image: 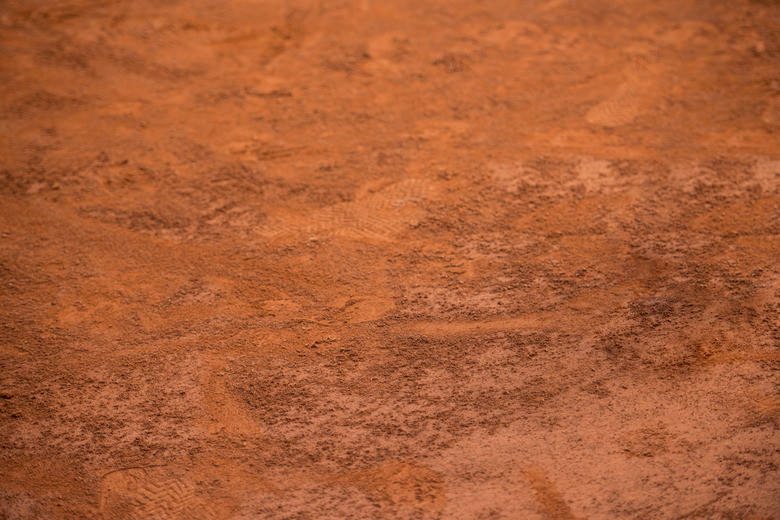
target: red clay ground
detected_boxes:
[1,0,779,518]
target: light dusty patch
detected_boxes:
[570,157,619,192]
[413,120,471,140]
[472,20,545,49]
[751,157,780,193]
[261,178,434,241]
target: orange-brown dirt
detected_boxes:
[1,0,779,518]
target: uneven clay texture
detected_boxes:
[1,0,779,518]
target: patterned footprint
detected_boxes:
[586,61,657,127]
[261,178,433,241]
[761,99,780,126]
[100,466,234,520]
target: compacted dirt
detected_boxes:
[1,0,779,518]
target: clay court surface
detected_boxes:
[1,0,779,518]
